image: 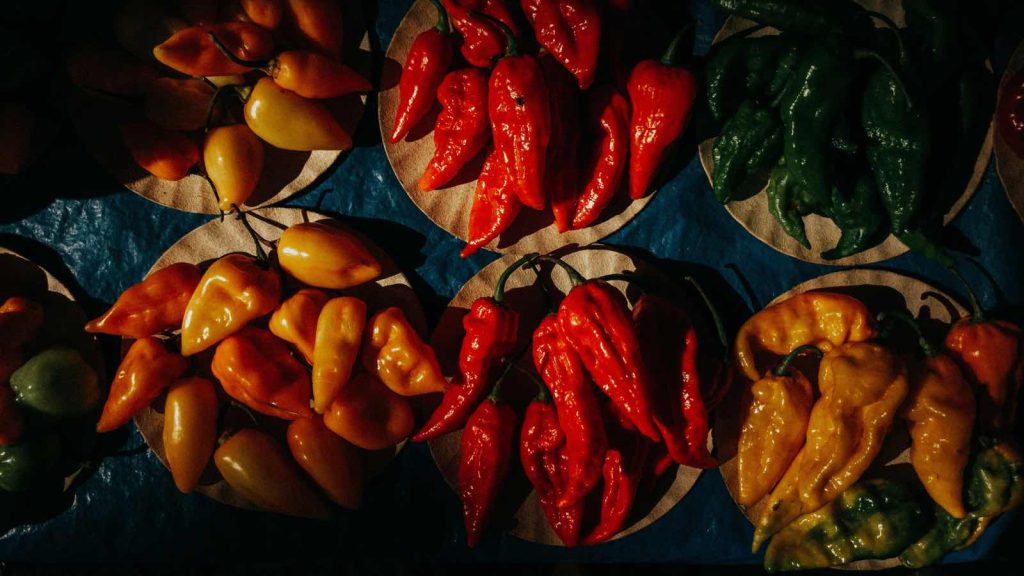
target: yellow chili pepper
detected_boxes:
[268,289,329,364]
[243,77,352,151]
[204,124,265,213]
[312,296,366,414]
[287,416,365,509]
[277,221,381,289]
[737,345,818,507]
[734,292,877,382]
[362,307,447,397]
[753,342,909,551]
[324,373,414,450]
[163,376,219,494]
[97,337,190,432]
[180,253,282,357]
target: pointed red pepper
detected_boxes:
[539,54,581,233]
[581,410,648,545]
[443,0,519,68]
[461,147,522,257]
[391,0,455,143]
[419,68,491,191]
[521,0,602,89]
[572,85,630,230]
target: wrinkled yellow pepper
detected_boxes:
[362,307,447,397]
[269,288,329,364]
[312,296,367,414]
[277,222,382,290]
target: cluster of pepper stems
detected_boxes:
[66,0,372,213]
[392,0,697,257]
[413,252,729,547]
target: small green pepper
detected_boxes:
[706,35,800,124]
[0,432,60,492]
[821,173,890,260]
[9,347,100,420]
[765,158,809,249]
[711,100,783,203]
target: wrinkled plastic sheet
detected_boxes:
[1,0,1022,565]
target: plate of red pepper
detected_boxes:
[379,0,697,258]
[67,0,371,215]
[84,207,437,518]
[995,41,1024,223]
[420,247,729,547]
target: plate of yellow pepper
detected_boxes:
[714,268,1024,570]
[84,207,437,518]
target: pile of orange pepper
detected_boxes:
[86,215,445,518]
[66,0,371,212]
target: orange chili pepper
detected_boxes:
[241,0,283,29]
[211,327,313,420]
[154,22,274,77]
[323,373,414,450]
[283,0,344,59]
[362,307,447,396]
[243,78,352,151]
[287,416,365,509]
[96,337,190,433]
[86,263,202,339]
[163,376,219,493]
[203,124,265,213]
[269,289,330,365]
[312,297,366,413]
[120,123,200,181]
[144,78,214,132]
[277,221,381,289]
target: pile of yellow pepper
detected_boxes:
[84,216,447,518]
[731,289,1024,571]
[66,0,371,212]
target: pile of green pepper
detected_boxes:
[707,0,996,261]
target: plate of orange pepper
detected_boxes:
[67,0,372,215]
[83,207,439,518]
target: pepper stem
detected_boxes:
[429,0,450,34]
[511,362,549,403]
[683,276,730,353]
[208,32,271,69]
[493,252,539,304]
[878,310,937,357]
[534,255,586,287]
[487,361,516,403]
[864,11,906,63]
[772,344,822,377]
[947,265,986,323]
[236,210,269,264]
[472,10,518,57]
[597,271,651,292]
[659,22,694,67]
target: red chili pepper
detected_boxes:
[461,147,522,257]
[519,378,584,547]
[547,257,660,442]
[488,20,552,211]
[532,314,607,509]
[572,85,630,230]
[626,31,696,199]
[391,0,455,143]
[443,0,518,68]
[412,253,534,441]
[521,0,601,89]
[458,382,517,548]
[419,68,491,191]
[581,425,647,545]
[998,72,1024,159]
[539,54,581,233]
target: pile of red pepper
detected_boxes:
[391,0,697,257]
[415,252,728,547]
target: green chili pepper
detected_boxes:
[765,158,809,249]
[708,0,874,39]
[899,507,978,569]
[764,478,929,572]
[706,35,800,124]
[0,432,60,492]
[9,347,101,420]
[711,100,783,203]
[821,173,889,260]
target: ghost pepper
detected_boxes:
[539,54,581,233]
[572,85,630,230]
[211,327,313,420]
[96,337,190,432]
[391,0,455,143]
[419,68,490,191]
[459,381,516,547]
[521,0,601,89]
[362,307,447,397]
[460,147,521,258]
[443,0,518,68]
[312,296,366,414]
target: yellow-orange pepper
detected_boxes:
[283,0,344,59]
[734,292,876,382]
[163,376,219,493]
[271,51,372,99]
[324,373,414,450]
[269,289,330,364]
[121,123,199,181]
[736,345,817,507]
[144,78,214,132]
[241,0,284,29]
[312,296,366,413]
[277,221,381,289]
[86,263,202,339]
[287,416,365,509]
[204,124,265,213]
[180,253,281,356]
[362,307,447,397]
[211,327,313,420]
[753,342,908,551]
[243,78,352,151]
[154,22,274,77]
[97,337,190,433]
[215,428,330,519]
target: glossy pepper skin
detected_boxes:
[86,265,201,340]
[269,289,330,365]
[204,124,265,213]
[10,348,100,420]
[733,291,876,382]
[180,253,282,357]
[97,338,189,432]
[753,342,909,551]
[460,147,521,258]
[287,416,365,509]
[120,123,199,181]
[163,377,219,494]
[488,32,552,211]
[413,254,528,441]
[521,0,601,89]
[821,173,889,260]
[269,51,371,99]
[283,0,344,59]
[277,222,381,290]
[324,373,414,450]
[539,55,581,233]
[443,0,517,68]
[312,296,366,414]
[626,34,697,200]
[458,387,516,548]
[211,327,313,420]
[572,86,630,230]
[532,314,606,508]
[391,0,454,143]
[582,424,647,545]
[154,22,274,76]
[244,78,352,151]
[711,100,783,204]
[764,158,811,249]
[215,428,330,519]
[705,34,801,125]
[764,479,928,572]
[419,68,490,191]
[362,307,446,397]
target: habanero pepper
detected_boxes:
[460,147,521,258]
[391,0,455,143]
[539,54,581,234]
[413,253,531,441]
[312,296,367,414]
[86,263,202,339]
[282,0,345,59]
[269,289,330,365]
[626,31,697,200]
[277,221,382,290]
[362,307,447,397]
[572,86,629,230]
[521,0,601,89]
[211,326,313,420]
[97,337,190,432]
[419,68,491,192]
[324,373,415,450]
[163,376,219,494]
[204,123,265,213]
[444,0,518,68]
[287,416,365,509]
[120,123,200,182]
[153,22,274,77]
[242,78,353,151]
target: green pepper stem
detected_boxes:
[472,10,518,58]
[236,210,269,264]
[683,275,730,353]
[429,0,450,34]
[948,265,986,323]
[772,344,822,377]
[534,255,586,287]
[864,11,906,63]
[660,22,694,67]
[597,271,650,292]
[208,32,272,70]
[878,310,937,357]
[493,252,539,304]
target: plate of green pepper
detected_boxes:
[699,0,995,265]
